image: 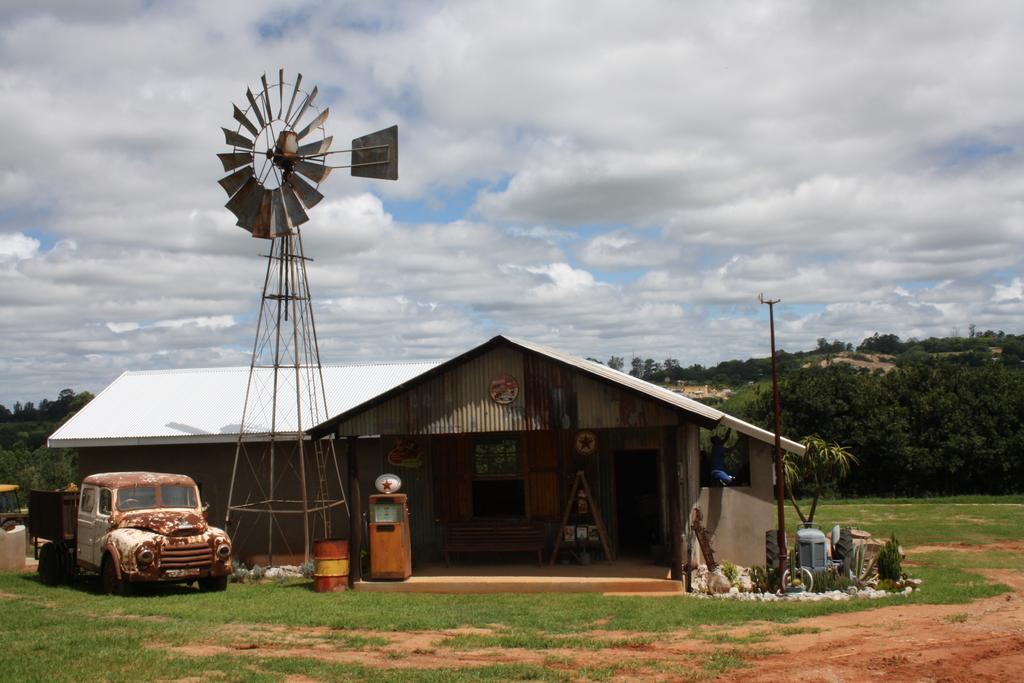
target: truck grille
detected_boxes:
[161,542,213,569]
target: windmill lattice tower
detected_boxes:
[215,70,398,563]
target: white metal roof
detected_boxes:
[48,361,442,448]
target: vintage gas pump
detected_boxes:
[368,474,412,580]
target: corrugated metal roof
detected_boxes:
[506,337,805,454]
[48,361,442,448]
[308,335,805,454]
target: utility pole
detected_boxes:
[759,293,788,578]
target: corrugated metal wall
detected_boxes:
[336,347,682,437]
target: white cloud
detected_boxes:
[1,1,1023,404]
[993,278,1024,302]
[0,233,40,260]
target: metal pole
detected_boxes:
[760,293,788,578]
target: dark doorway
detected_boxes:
[614,450,659,554]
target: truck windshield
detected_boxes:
[117,487,157,510]
[116,485,197,511]
[162,485,197,508]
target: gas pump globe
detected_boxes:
[368,474,412,580]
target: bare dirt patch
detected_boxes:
[717,567,1024,683]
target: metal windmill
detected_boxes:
[217,70,397,563]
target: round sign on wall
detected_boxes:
[574,430,598,456]
[489,374,520,404]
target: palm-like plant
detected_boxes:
[785,435,858,524]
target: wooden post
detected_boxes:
[346,435,362,587]
[667,426,683,582]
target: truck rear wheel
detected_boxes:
[101,555,132,596]
[38,542,64,586]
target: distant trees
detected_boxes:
[607,356,624,371]
[739,359,1024,496]
[0,389,92,494]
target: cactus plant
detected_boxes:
[877,533,902,582]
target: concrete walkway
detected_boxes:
[355,556,682,594]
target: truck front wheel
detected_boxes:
[198,575,228,592]
[101,555,132,596]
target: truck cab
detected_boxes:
[33,472,232,594]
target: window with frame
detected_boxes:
[98,489,112,515]
[471,437,525,517]
[80,487,96,515]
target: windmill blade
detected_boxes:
[222,128,253,150]
[246,88,266,129]
[284,73,302,123]
[224,177,263,230]
[289,85,318,129]
[217,152,253,172]
[295,108,329,142]
[251,190,274,239]
[233,104,260,137]
[278,68,284,116]
[218,166,254,199]
[293,159,332,184]
[269,189,291,237]
[297,136,332,158]
[280,182,309,227]
[260,73,274,123]
[285,173,324,209]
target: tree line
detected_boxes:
[600,330,1022,386]
[737,358,1024,497]
[0,389,92,495]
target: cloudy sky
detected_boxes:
[1,1,1022,406]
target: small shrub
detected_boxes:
[811,569,853,593]
[721,560,739,585]
[877,534,902,581]
[300,560,315,579]
[250,564,265,581]
[749,565,782,593]
[876,579,900,592]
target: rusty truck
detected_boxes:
[30,472,233,595]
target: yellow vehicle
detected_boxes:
[0,485,27,528]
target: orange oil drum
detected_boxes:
[312,538,349,592]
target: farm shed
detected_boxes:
[309,335,805,576]
[48,362,440,562]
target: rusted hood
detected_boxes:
[115,510,208,536]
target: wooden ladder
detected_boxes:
[549,470,615,565]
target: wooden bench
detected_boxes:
[442,520,546,566]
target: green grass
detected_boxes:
[810,495,1024,546]
[1,495,1021,681]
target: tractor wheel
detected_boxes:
[38,543,63,586]
[198,575,228,592]
[834,528,855,576]
[101,555,132,596]
[765,530,780,569]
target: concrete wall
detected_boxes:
[695,438,775,568]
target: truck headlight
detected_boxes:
[137,547,155,566]
[216,543,231,561]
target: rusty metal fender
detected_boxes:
[103,542,124,580]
